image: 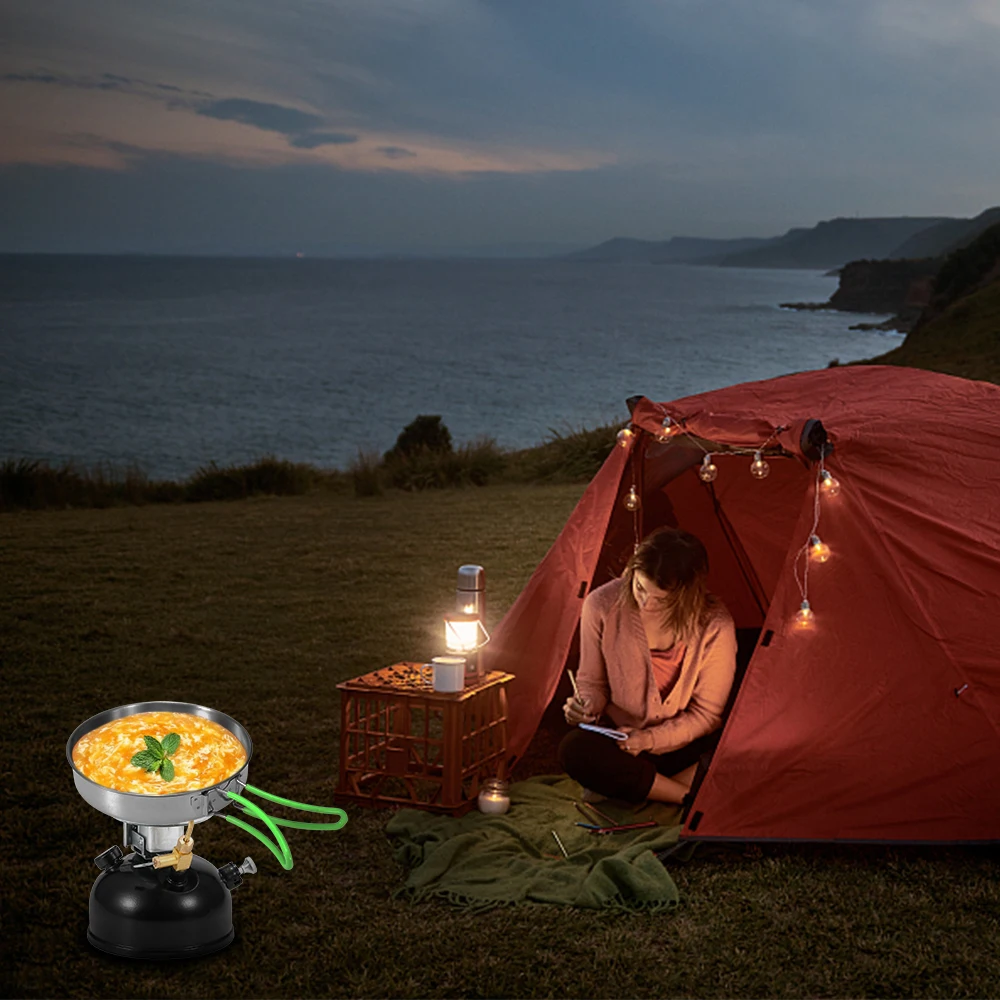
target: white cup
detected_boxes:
[429,655,466,692]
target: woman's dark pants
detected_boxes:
[558,727,720,803]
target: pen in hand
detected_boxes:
[564,669,593,724]
[567,669,581,702]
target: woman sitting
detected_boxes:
[559,526,737,805]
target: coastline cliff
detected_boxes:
[858,221,1000,382]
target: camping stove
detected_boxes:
[67,701,256,960]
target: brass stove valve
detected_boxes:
[152,819,195,870]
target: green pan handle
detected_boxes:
[223,784,348,870]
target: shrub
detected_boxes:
[383,438,506,491]
[0,458,168,510]
[507,423,619,483]
[350,450,385,497]
[384,415,453,460]
[184,457,317,503]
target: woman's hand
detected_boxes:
[618,726,655,756]
[563,695,597,725]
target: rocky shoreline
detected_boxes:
[781,257,942,333]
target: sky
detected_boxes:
[1,0,998,256]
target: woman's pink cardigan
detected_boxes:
[576,579,737,754]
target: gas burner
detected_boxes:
[68,701,255,960]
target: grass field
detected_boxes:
[3,485,998,999]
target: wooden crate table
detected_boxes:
[335,661,514,815]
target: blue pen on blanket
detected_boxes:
[589,820,658,835]
[575,821,599,830]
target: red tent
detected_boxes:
[485,366,1000,843]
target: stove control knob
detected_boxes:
[94,846,125,871]
[217,861,243,891]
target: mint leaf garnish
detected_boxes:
[130,733,182,780]
[130,750,161,771]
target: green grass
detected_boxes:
[2,486,998,999]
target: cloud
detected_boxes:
[2,71,61,85]
[0,69,212,99]
[194,97,325,135]
[194,99,375,153]
[377,146,417,160]
[288,132,358,149]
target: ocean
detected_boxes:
[0,254,902,479]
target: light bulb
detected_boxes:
[809,535,831,563]
[656,416,677,443]
[624,485,639,511]
[698,455,718,482]
[616,427,635,449]
[820,470,840,496]
[750,451,770,479]
[794,600,814,628]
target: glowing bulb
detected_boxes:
[698,455,718,482]
[446,619,479,652]
[809,535,831,563]
[750,451,770,479]
[624,485,640,511]
[616,427,635,449]
[820,470,840,496]
[794,600,815,628]
[445,612,487,653]
[656,416,678,443]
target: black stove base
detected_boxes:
[88,852,235,961]
[87,926,235,961]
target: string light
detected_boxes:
[791,460,843,630]
[750,451,770,479]
[794,600,815,628]
[808,535,831,563]
[616,427,635,449]
[631,409,839,633]
[819,469,840,496]
[656,416,678,443]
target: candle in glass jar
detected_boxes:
[478,778,510,815]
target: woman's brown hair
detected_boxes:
[618,527,718,640]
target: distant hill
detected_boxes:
[649,236,773,264]
[886,206,1000,260]
[564,237,666,262]
[563,235,772,263]
[860,222,1000,383]
[720,217,950,269]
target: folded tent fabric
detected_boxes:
[386,775,685,912]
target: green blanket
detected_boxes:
[386,775,687,912]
